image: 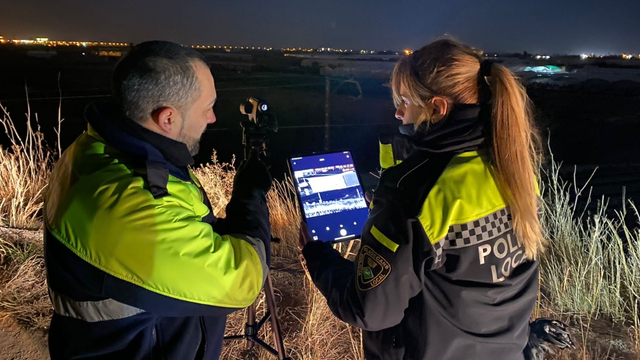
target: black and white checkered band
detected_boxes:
[443,208,511,249]
[431,239,445,268]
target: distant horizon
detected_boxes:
[1,36,638,58]
[2,0,639,57]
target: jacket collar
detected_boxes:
[85,101,194,168]
[84,101,193,197]
[400,104,490,154]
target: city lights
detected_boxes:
[1,36,637,59]
[98,50,122,57]
[0,38,130,47]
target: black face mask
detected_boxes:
[399,104,490,154]
[398,123,416,136]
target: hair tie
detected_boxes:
[478,60,494,104]
[479,60,494,78]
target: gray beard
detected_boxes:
[176,117,202,156]
[178,134,200,156]
[185,140,200,156]
[176,129,200,156]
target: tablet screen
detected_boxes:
[289,151,369,242]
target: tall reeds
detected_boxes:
[0,97,54,229]
[0,104,638,358]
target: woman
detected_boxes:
[299,39,566,360]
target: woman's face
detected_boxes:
[395,84,423,125]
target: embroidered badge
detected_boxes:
[357,245,392,291]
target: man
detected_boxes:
[44,41,272,360]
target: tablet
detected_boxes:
[288,151,369,243]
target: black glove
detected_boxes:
[524,319,574,360]
[221,148,272,266]
[234,148,272,194]
[524,342,551,360]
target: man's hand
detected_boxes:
[234,148,272,194]
[299,221,313,250]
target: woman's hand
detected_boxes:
[298,221,313,250]
[365,190,373,205]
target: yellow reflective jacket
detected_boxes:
[45,101,270,360]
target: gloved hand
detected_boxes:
[524,319,574,360]
[234,148,272,194]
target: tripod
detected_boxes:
[223,273,289,359]
[224,98,289,359]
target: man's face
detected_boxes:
[177,61,217,156]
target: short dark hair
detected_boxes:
[112,41,205,123]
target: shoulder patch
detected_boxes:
[357,245,392,291]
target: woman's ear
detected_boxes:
[429,96,449,122]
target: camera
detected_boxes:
[239,97,277,132]
[239,97,278,158]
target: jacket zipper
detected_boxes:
[151,324,159,360]
[195,316,207,360]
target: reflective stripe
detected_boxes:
[370,225,399,252]
[379,143,395,170]
[418,151,507,245]
[229,234,268,286]
[49,288,144,322]
[443,208,512,249]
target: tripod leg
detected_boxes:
[246,302,256,350]
[264,273,287,360]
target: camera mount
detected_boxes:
[224,97,289,360]
[239,97,278,160]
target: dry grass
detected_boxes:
[0,100,55,230]
[296,281,364,360]
[0,105,638,359]
[194,151,237,218]
[296,243,363,360]
[0,235,51,331]
[266,178,303,259]
[539,154,640,357]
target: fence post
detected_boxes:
[324,76,330,151]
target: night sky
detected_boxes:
[1,0,639,55]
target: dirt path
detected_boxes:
[0,227,49,359]
[0,315,48,360]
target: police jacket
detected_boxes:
[302,105,539,360]
[44,101,270,360]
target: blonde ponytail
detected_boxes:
[489,64,545,259]
[391,39,546,259]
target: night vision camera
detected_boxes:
[239,97,277,131]
[239,97,278,159]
